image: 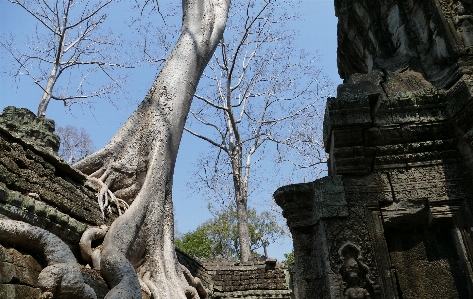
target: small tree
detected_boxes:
[185,0,332,262]
[56,125,94,163]
[1,0,129,117]
[175,205,286,262]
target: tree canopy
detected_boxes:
[175,205,286,262]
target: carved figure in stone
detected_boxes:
[339,243,372,299]
[454,1,473,47]
[430,20,449,62]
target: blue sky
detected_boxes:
[0,0,341,261]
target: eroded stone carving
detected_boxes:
[277,1,473,298]
[429,20,449,63]
[454,1,473,47]
[339,243,372,299]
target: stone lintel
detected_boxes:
[274,176,348,229]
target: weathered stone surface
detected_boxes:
[274,176,348,228]
[204,260,290,298]
[325,70,460,175]
[0,184,91,255]
[0,127,106,226]
[0,244,42,287]
[0,106,59,152]
[0,108,114,298]
[335,0,468,88]
[387,225,470,299]
[0,109,120,261]
[277,1,473,298]
[0,284,42,299]
[0,243,111,299]
[176,250,292,298]
[212,289,291,298]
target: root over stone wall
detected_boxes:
[0,106,293,299]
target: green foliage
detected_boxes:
[175,227,214,261]
[283,250,294,264]
[175,205,286,262]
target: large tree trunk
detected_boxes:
[235,186,251,262]
[74,1,230,298]
[230,148,252,263]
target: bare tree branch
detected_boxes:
[3,0,131,117]
[184,127,229,152]
[185,0,334,263]
[194,93,228,110]
[8,0,58,34]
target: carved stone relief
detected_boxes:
[276,0,473,298]
[453,1,473,47]
[339,243,373,299]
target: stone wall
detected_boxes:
[0,106,60,152]
[335,0,462,88]
[0,106,292,298]
[204,260,291,299]
[177,247,292,299]
[276,168,473,299]
[0,242,110,299]
[0,107,113,258]
[0,243,43,299]
[176,247,214,291]
[0,106,114,298]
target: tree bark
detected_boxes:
[231,148,252,262]
[37,62,59,117]
[37,0,70,117]
[74,1,230,298]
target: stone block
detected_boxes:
[0,106,59,152]
[0,284,42,299]
[0,245,42,287]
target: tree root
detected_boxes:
[181,264,208,299]
[80,225,109,270]
[0,219,97,299]
[184,287,200,299]
[138,270,201,299]
[88,170,129,218]
[139,277,152,298]
[140,272,160,298]
[100,245,142,299]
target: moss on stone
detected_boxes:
[0,106,60,152]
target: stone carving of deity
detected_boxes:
[343,257,371,299]
[454,1,473,47]
[339,243,372,299]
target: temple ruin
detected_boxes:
[276,0,473,298]
[0,106,291,298]
[4,0,473,298]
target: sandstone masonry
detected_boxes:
[0,106,292,298]
[276,1,473,298]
